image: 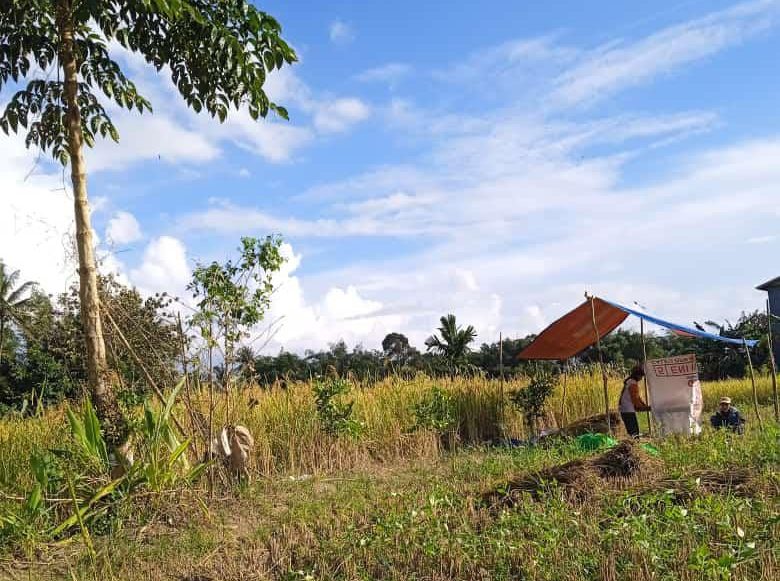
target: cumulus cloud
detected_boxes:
[129,236,191,298]
[257,243,402,352]
[106,211,143,245]
[0,135,77,294]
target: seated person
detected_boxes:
[710,397,745,434]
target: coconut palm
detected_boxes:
[0,261,37,365]
[425,314,477,368]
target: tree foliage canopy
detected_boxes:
[425,314,477,367]
[0,0,297,163]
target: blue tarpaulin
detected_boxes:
[519,296,759,360]
[604,299,759,348]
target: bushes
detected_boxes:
[412,387,456,433]
[0,382,206,551]
[312,377,363,437]
[510,370,558,436]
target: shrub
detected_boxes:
[312,377,363,437]
[510,370,558,436]
[412,387,456,433]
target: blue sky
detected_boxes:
[2,0,779,352]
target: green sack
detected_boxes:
[576,433,618,451]
[641,443,660,456]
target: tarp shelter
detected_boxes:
[517,296,761,435]
[519,297,758,360]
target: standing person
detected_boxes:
[710,397,745,434]
[619,365,651,438]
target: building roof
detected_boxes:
[757,276,780,291]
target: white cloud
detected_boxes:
[88,48,367,168]
[238,168,251,178]
[129,236,191,298]
[435,35,577,85]
[214,112,314,163]
[313,98,371,134]
[259,243,402,353]
[106,211,143,245]
[0,135,78,294]
[329,20,355,45]
[87,112,219,172]
[0,135,136,296]
[210,132,779,350]
[180,109,719,242]
[356,63,412,86]
[552,0,780,106]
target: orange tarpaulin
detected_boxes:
[518,298,628,360]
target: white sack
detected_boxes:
[646,354,702,436]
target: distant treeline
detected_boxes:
[0,261,773,414]
[248,317,773,385]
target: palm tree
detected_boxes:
[0,261,37,365]
[425,314,477,369]
[236,346,257,383]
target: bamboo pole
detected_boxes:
[559,360,569,427]
[743,337,763,432]
[177,312,205,456]
[104,311,187,437]
[587,294,612,434]
[767,300,779,423]
[639,318,653,436]
[498,332,505,441]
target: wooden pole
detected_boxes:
[560,360,569,427]
[498,332,505,440]
[104,311,187,437]
[743,338,763,432]
[767,300,779,423]
[640,318,653,436]
[587,294,612,434]
[177,312,204,456]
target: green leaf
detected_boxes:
[166,438,191,470]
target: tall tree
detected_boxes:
[0,1,296,445]
[0,260,37,366]
[425,314,477,370]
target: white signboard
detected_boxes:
[646,354,702,435]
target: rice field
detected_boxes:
[0,372,778,580]
[1,371,776,494]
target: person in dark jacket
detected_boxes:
[710,397,745,434]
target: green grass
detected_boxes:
[3,423,776,581]
[0,374,778,580]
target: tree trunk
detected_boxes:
[0,316,5,367]
[57,0,126,447]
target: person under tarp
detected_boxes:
[619,365,651,438]
[517,296,759,436]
